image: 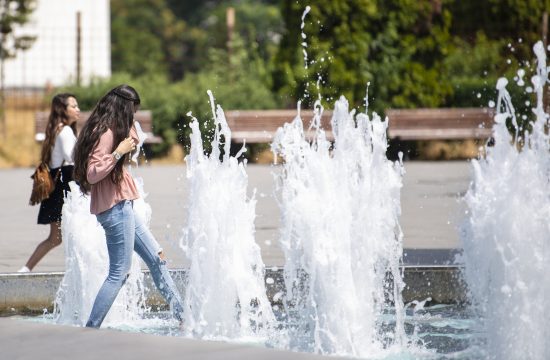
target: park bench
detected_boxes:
[385,108,495,140]
[224,107,495,144]
[34,110,162,144]
[224,109,334,143]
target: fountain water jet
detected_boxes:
[54,125,153,327]
[272,96,408,357]
[54,181,149,326]
[180,91,277,342]
[461,41,550,360]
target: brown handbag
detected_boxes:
[29,163,61,206]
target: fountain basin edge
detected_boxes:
[0,265,466,316]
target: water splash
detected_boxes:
[54,181,148,326]
[461,41,550,360]
[180,91,277,341]
[272,96,407,357]
[54,123,153,327]
[301,6,311,70]
[131,120,146,164]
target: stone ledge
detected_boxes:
[0,266,466,315]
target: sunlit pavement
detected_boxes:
[0,161,470,273]
[0,161,471,359]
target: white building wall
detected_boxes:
[5,0,110,88]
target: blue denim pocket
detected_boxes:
[96,200,132,227]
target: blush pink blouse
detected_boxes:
[87,125,140,215]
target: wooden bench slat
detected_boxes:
[386,107,494,116]
[225,110,334,143]
[225,107,496,143]
[388,128,493,140]
[389,118,492,128]
[386,107,495,140]
[230,130,334,143]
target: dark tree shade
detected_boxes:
[111,0,189,81]
[272,0,454,112]
[449,0,550,60]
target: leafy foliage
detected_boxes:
[449,0,550,60]
[69,0,549,158]
[61,32,278,156]
[0,0,35,58]
[273,0,454,113]
[111,0,189,80]
[176,35,279,152]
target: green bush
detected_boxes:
[59,35,279,157]
[174,37,279,155]
[442,33,535,130]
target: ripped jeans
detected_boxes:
[86,200,184,328]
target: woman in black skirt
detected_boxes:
[18,94,80,272]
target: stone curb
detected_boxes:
[0,266,466,315]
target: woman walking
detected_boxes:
[73,84,183,328]
[19,94,80,273]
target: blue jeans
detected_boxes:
[86,200,184,328]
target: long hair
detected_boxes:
[41,93,77,165]
[73,84,140,194]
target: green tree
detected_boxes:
[449,0,550,60]
[174,33,279,154]
[164,0,283,77]
[61,32,279,157]
[111,0,189,80]
[0,0,35,136]
[442,1,549,126]
[166,0,280,26]
[273,0,453,113]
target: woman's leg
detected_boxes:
[132,211,184,322]
[24,222,62,271]
[86,201,135,328]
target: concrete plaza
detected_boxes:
[0,161,472,359]
[0,161,471,272]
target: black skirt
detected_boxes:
[37,165,74,224]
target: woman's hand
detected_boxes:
[115,137,136,155]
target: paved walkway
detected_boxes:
[0,161,471,273]
[0,161,472,359]
[0,317,338,360]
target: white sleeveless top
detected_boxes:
[49,126,76,168]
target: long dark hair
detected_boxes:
[73,84,140,194]
[41,93,77,165]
